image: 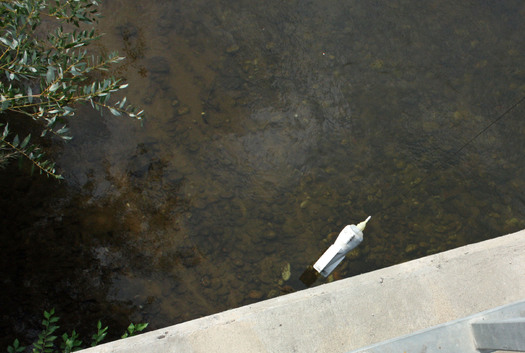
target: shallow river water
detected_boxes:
[2,0,525,346]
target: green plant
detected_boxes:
[121,322,149,339]
[7,339,25,353]
[0,0,144,178]
[32,308,60,353]
[7,308,148,353]
[90,320,108,347]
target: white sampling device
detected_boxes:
[313,216,371,277]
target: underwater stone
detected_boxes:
[267,289,279,298]
[281,263,291,281]
[263,230,277,240]
[248,290,263,299]
[226,44,240,54]
[405,244,418,254]
[177,106,190,116]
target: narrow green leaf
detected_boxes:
[56,126,69,135]
[0,37,10,47]
[49,82,60,92]
[119,96,127,109]
[20,134,31,148]
[109,107,121,116]
[46,67,55,84]
[2,124,9,139]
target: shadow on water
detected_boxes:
[2,0,525,346]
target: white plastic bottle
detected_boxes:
[313,216,371,277]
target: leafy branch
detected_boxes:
[7,308,148,353]
[1,123,61,177]
[0,0,144,178]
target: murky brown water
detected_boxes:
[2,0,525,347]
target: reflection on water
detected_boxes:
[2,0,525,346]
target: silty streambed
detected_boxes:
[1,0,525,347]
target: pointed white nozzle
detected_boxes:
[356,216,371,231]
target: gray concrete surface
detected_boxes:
[81,229,525,353]
[349,299,525,352]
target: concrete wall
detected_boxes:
[80,229,525,353]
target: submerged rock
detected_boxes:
[281,262,291,281]
[226,44,240,54]
[248,290,263,299]
[405,244,418,254]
